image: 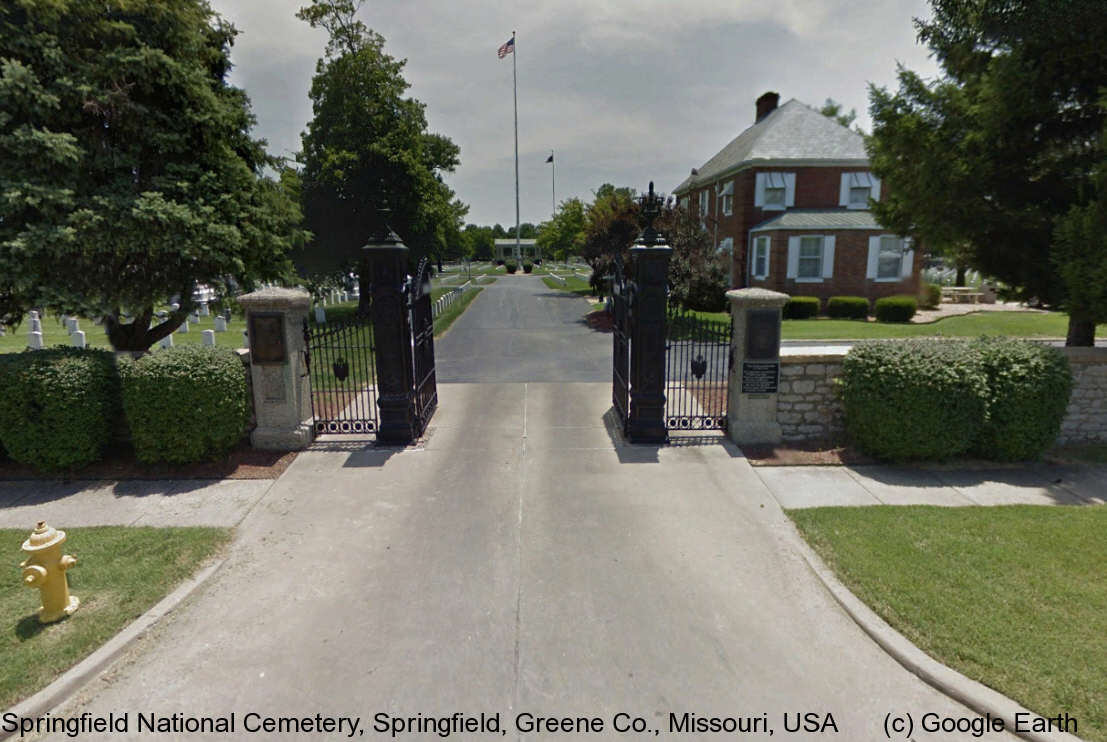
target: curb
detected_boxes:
[791,535,1085,742]
[1,556,227,740]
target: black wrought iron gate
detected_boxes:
[305,305,379,435]
[408,258,438,435]
[664,306,731,431]
[611,254,632,430]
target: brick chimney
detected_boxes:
[755,91,780,123]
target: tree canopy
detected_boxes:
[866,0,1107,344]
[294,0,465,283]
[537,199,586,262]
[0,0,299,350]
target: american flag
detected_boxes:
[497,37,514,59]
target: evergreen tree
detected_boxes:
[0,0,299,350]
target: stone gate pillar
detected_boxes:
[726,288,789,445]
[365,242,418,444]
[627,245,672,443]
[238,287,313,450]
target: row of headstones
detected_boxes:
[312,289,358,324]
[24,303,231,350]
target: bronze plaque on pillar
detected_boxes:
[248,313,286,364]
[746,308,780,360]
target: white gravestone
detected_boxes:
[199,303,210,316]
[65,317,79,334]
[29,331,43,349]
[178,320,189,333]
[315,306,326,324]
[29,310,38,321]
[30,318,41,332]
[214,316,228,332]
[71,330,86,348]
[160,334,174,348]
[202,329,215,347]
[242,329,249,346]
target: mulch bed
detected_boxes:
[741,440,875,466]
[584,309,613,332]
[0,444,296,481]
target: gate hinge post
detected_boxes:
[365,243,418,444]
[626,244,672,444]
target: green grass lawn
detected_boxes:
[1,526,230,708]
[542,275,594,297]
[683,309,1100,340]
[0,313,247,352]
[790,506,1107,741]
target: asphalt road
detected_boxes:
[436,276,610,382]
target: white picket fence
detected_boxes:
[432,281,475,319]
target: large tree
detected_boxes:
[867,0,1107,345]
[295,0,464,295]
[537,198,586,262]
[0,0,299,351]
[581,184,638,295]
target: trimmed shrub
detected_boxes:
[783,296,820,319]
[874,295,917,323]
[839,339,987,461]
[919,282,942,309]
[505,261,518,274]
[0,348,120,470]
[973,338,1072,460]
[826,296,870,320]
[119,346,248,464]
[522,261,534,274]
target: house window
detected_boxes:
[719,181,734,215]
[798,237,823,278]
[751,236,770,279]
[716,237,733,258]
[840,172,881,209]
[755,172,794,210]
[699,191,709,218]
[878,236,904,278]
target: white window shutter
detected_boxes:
[839,174,851,207]
[821,236,835,279]
[900,240,914,278]
[786,237,800,278]
[866,236,880,279]
[784,173,796,207]
[762,240,771,279]
[754,173,766,207]
[870,175,881,202]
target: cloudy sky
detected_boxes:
[210,0,942,227]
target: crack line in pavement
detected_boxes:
[512,383,528,741]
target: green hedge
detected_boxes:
[120,346,248,464]
[0,348,120,470]
[827,296,869,319]
[522,262,534,274]
[505,261,518,274]
[920,282,942,309]
[839,338,1072,461]
[839,340,987,461]
[974,338,1072,460]
[875,295,917,322]
[783,296,820,319]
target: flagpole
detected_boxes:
[550,150,555,216]
[512,30,520,262]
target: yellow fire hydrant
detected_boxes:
[20,521,79,623]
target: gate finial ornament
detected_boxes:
[636,181,664,247]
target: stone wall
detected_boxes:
[777,354,845,442]
[776,347,1107,446]
[1058,347,1107,445]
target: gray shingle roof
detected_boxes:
[673,99,868,194]
[750,209,883,231]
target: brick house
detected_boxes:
[672,92,919,305]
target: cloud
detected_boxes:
[210,0,940,225]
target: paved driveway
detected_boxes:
[436,275,610,382]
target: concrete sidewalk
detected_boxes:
[34,383,1039,742]
[755,462,1107,509]
[0,478,273,529]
